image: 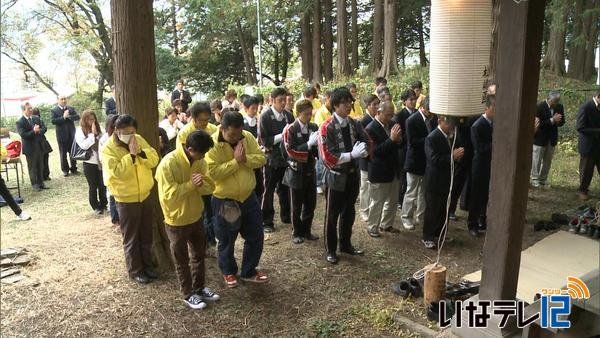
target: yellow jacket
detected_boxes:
[0,145,6,160]
[176,122,218,149]
[101,134,159,203]
[205,130,266,202]
[416,93,426,109]
[314,105,332,126]
[292,98,322,123]
[349,99,364,119]
[155,147,215,226]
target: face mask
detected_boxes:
[119,133,133,144]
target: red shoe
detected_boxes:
[223,274,238,288]
[241,271,269,284]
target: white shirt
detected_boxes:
[593,97,599,108]
[298,120,309,134]
[159,118,184,141]
[375,116,389,136]
[483,113,493,126]
[244,114,257,128]
[419,109,428,122]
[75,127,103,165]
[334,113,349,128]
[272,106,284,122]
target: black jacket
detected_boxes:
[366,119,400,183]
[533,101,565,147]
[576,98,600,156]
[258,108,294,168]
[404,111,433,176]
[392,108,414,174]
[243,117,259,138]
[359,114,375,171]
[16,115,48,156]
[471,115,493,182]
[50,105,80,144]
[105,97,117,115]
[170,89,192,112]
[425,128,453,195]
[281,120,319,189]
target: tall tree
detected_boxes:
[111,0,172,270]
[312,0,323,82]
[567,0,599,81]
[378,0,398,78]
[237,21,258,85]
[300,10,313,81]
[336,0,352,76]
[542,0,569,75]
[488,0,501,85]
[323,0,334,81]
[416,6,428,67]
[350,0,359,71]
[371,0,383,74]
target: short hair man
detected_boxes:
[576,90,600,201]
[105,85,117,115]
[242,96,264,205]
[16,102,49,191]
[393,89,418,208]
[177,102,219,149]
[171,79,193,112]
[51,95,80,176]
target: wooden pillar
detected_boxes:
[479,0,547,301]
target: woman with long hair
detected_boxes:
[75,110,107,214]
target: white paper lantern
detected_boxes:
[429,0,492,117]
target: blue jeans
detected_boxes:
[108,191,119,224]
[212,193,263,278]
[202,195,216,246]
[316,159,325,187]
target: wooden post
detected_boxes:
[479,0,547,301]
[110,0,173,271]
[424,264,446,305]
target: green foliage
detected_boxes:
[69,92,102,114]
[310,319,346,337]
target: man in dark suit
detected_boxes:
[104,85,117,115]
[258,87,294,233]
[423,116,464,249]
[51,95,80,176]
[358,94,380,221]
[576,91,600,201]
[401,96,434,230]
[393,89,418,209]
[365,101,402,237]
[16,102,49,191]
[531,91,565,188]
[467,95,495,237]
[170,79,192,112]
[448,116,475,221]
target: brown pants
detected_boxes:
[579,148,600,193]
[116,198,154,277]
[165,219,206,298]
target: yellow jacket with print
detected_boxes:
[176,122,218,149]
[205,130,266,202]
[155,147,215,226]
[101,134,159,203]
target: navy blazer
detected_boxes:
[576,98,600,156]
[16,115,48,156]
[404,111,432,176]
[425,128,453,195]
[50,105,80,144]
[170,89,192,112]
[471,115,493,184]
[366,119,400,183]
[359,114,375,171]
[533,101,565,147]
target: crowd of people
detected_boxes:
[6,77,600,310]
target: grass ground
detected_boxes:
[1,129,598,337]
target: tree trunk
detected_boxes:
[567,0,598,81]
[323,0,334,81]
[371,0,383,74]
[282,32,291,81]
[110,0,173,271]
[170,0,178,56]
[378,0,398,78]
[94,74,105,108]
[487,0,501,85]
[350,0,358,71]
[417,6,428,67]
[300,11,313,81]
[541,0,568,75]
[312,0,323,82]
[336,0,351,77]
[583,12,598,80]
[236,22,257,85]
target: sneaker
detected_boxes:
[199,287,220,302]
[402,222,415,230]
[422,240,436,249]
[316,186,323,194]
[531,181,541,188]
[263,225,275,233]
[448,212,457,221]
[579,219,589,234]
[568,218,580,233]
[16,211,31,221]
[241,271,269,283]
[184,294,207,310]
[94,209,104,215]
[223,274,238,288]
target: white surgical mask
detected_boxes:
[119,133,133,144]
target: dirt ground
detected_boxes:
[1,131,598,337]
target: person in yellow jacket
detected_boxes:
[101,114,159,285]
[314,90,333,127]
[292,85,321,123]
[205,111,268,288]
[347,83,364,119]
[411,81,426,109]
[155,130,221,310]
[177,102,218,149]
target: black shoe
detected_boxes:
[132,274,151,284]
[263,225,275,233]
[304,233,319,241]
[326,252,338,264]
[44,177,51,181]
[144,267,158,280]
[281,218,291,224]
[478,221,487,232]
[392,281,411,298]
[292,236,304,244]
[94,209,104,215]
[71,169,79,175]
[340,246,364,255]
[63,172,69,177]
[408,277,423,298]
[468,227,479,237]
[448,212,457,221]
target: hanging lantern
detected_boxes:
[429,0,492,117]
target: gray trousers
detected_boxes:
[367,178,400,232]
[359,170,370,221]
[401,173,426,226]
[531,144,555,185]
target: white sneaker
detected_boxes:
[16,211,31,221]
[184,294,207,310]
[316,186,323,194]
[531,181,541,188]
[199,287,220,302]
[402,222,415,230]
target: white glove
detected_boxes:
[307,131,319,147]
[274,133,283,145]
[350,142,368,159]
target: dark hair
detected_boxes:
[485,95,496,108]
[115,114,138,129]
[312,81,321,90]
[410,81,423,90]
[330,87,354,108]
[346,82,357,90]
[172,99,182,107]
[190,102,211,119]
[421,96,430,110]
[221,111,244,129]
[376,86,391,98]
[164,107,177,119]
[295,99,313,114]
[303,85,317,99]
[324,90,333,98]
[176,79,184,85]
[239,94,250,104]
[375,77,387,86]
[32,107,41,116]
[186,130,214,153]
[364,94,379,106]
[243,95,259,108]
[210,99,222,111]
[255,93,264,104]
[400,89,417,102]
[271,87,288,100]
[225,89,237,99]
[105,114,119,136]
